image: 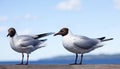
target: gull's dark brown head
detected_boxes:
[54,28,69,36]
[7,28,16,37]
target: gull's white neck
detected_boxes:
[10,33,18,39]
[65,30,73,36]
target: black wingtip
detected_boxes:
[40,39,47,41]
[47,32,55,35]
[107,38,114,40]
[34,32,54,39]
[97,37,106,40]
[102,38,114,42]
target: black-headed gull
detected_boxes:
[7,28,53,65]
[54,28,113,65]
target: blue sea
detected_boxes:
[0,55,120,64]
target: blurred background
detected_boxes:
[0,0,120,64]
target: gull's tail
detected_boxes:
[97,37,113,42]
[38,39,47,48]
[101,38,113,42]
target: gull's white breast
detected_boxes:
[10,36,38,53]
[62,34,102,54]
[62,34,85,53]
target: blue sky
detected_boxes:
[0,0,120,61]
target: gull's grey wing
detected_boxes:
[73,35,99,49]
[17,35,47,47]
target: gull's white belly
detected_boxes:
[10,41,35,54]
[62,36,89,54]
[62,40,91,54]
[11,44,34,53]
